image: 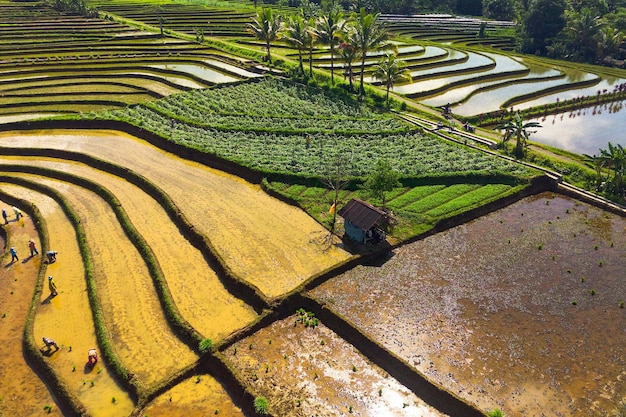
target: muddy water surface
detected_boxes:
[312,192,626,417]
[225,315,448,417]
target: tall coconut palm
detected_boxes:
[282,15,308,74]
[496,112,542,158]
[248,8,282,64]
[373,52,411,107]
[315,9,347,84]
[351,8,389,94]
[302,18,317,77]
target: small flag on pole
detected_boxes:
[329,202,336,214]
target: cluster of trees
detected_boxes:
[514,0,626,65]
[248,6,411,105]
[257,0,626,66]
[52,0,98,17]
[585,142,626,201]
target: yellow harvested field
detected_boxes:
[0,200,62,416]
[10,174,198,385]
[140,375,245,417]
[0,157,258,340]
[0,130,352,298]
[0,184,134,417]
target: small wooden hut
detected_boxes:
[338,198,387,244]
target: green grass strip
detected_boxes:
[403,184,482,214]
[425,184,515,217]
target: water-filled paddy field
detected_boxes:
[311,192,626,417]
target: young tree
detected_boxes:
[322,153,352,236]
[496,112,541,158]
[373,52,412,107]
[364,159,401,211]
[351,8,390,94]
[316,9,348,84]
[248,8,282,63]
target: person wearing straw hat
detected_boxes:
[48,276,58,297]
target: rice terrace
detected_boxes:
[0,0,625,416]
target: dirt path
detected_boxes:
[12,174,198,387]
[0,156,258,341]
[0,130,352,299]
[0,198,62,417]
[1,183,134,416]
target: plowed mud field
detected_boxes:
[311,192,626,417]
[224,314,448,417]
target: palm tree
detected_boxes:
[565,7,603,62]
[302,18,317,77]
[600,142,625,195]
[373,52,411,107]
[315,9,347,84]
[248,8,282,64]
[351,8,389,94]
[339,40,359,90]
[496,112,542,158]
[282,15,308,74]
[582,152,607,190]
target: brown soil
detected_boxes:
[224,314,449,417]
[0,200,63,417]
[311,192,626,416]
[0,130,351,299]
[140,375,245,417]
[13,174,198,386]
[0,184,134,416]
[0,156,258,342]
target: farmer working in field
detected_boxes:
[43,337,59,351]
[46,250,57,263]
[28,239,38,257]
[9,247,18,263]
[48,276,58,297]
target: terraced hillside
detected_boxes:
[0,1,263,123]
[2,2,624,417]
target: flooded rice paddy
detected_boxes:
[311,192,626,417]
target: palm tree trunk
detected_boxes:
[386,84,390,107]
[330,45,335,84]
[359,54,366,94]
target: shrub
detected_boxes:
[199,338,213,354]
[254,396,269,415]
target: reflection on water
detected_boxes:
[528,100,626,155]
